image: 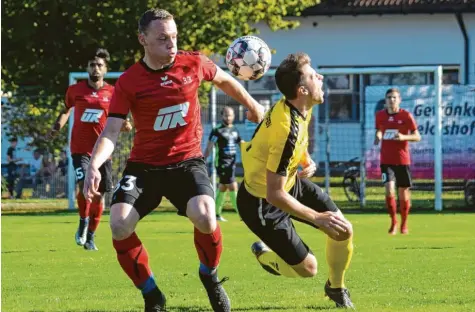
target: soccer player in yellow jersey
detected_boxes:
[237,53,355,309]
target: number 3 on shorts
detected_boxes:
[381,173,387,183]
[114,175,137,193]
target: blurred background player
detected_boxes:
[374,88,421,235]
[237,53,355,309]
[82,8,264,312]
[6,137,22,198]
[204,106,244,221]
[49,48,132,250]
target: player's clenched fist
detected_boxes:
[83,166,102,202]
[313,211,351,240]
[246,104,265,123]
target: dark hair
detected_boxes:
[89,48,110,64]
[138,8,174,34]
[9,137,18,142]
[385,88,400,96]
[275,52,311,100]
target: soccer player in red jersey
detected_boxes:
[82,9,264,312]
[374,88,421,235]
[49,48,132,250]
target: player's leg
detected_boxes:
[396,165,413,234]
[84,160,113,250]
[226,166,239,214]
[215,182,227,222]
[110,164,166,311]
[382,165,398,234]
[72,154,91,246]
[293,179,354,308]
[166,158,230,312]
[237,182,316,278]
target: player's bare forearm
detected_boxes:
[212,68,260,112]
[267,189,318,223]
[404,131,421,142]
[374,130,382,145]
[89,117,123,168]
[266,170,317,223]
[53,108,71,131]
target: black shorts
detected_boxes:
[111,158,214,219]
[216,164,236,184]
[72,154,113,193]
[237,178,339,266]
[380,164,412,188]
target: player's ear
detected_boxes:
[299,86,309,96]
[138,33,147,46]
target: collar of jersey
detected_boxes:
[140,58,175,73]
[285,100,306,120]
[385,108,401,116]
[84,80,108,91]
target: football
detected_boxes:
[225,36,272,81]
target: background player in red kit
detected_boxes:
[83,9,264,312]
[49,48,132,250]
[374,88,421,235]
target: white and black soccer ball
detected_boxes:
[225,36,272,81]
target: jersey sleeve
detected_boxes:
[109,77,132,119]
[208,128,218,143]
[407,112,418,132]
[266,119,295,176]
[198,54,218,81]
[65,86,74,109]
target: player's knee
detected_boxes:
[295,256,318,278]
[187,195,217,233]
[110,217,134,240]
[334,221,353,241]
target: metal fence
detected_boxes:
[3,71,474,211]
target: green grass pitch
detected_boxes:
[2,211,475,311]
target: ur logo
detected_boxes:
[91,92,98,98]
[153,102,190,131]
[81,108,104,123]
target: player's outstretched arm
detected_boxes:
[211,67,264,123]
[83,117,123,201]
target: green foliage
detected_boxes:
[2,0,319,150]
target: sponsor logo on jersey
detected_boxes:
[383,129,398,140]
[160,75,172,86]
[91,92,99,98]
[80,108,104,123]
[153,102,189,131]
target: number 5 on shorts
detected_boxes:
[75,168,84,180]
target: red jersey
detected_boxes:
[109,51,217,166]
[375,109,418,165]
[66,81,114,155]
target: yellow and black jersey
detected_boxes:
[241,98,312,198]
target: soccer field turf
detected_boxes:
[2,212,475,312]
